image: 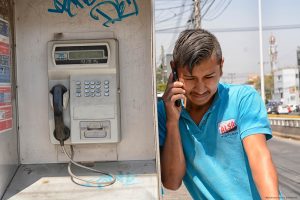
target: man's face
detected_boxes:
[177,55,223,107]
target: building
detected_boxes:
[273,67,300,105]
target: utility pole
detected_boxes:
[160,45,166,83]
[297,47,300,103]
[258,0,266,103]
[194,0,201,29]
[269,34,277,100]
[160,45,165,68]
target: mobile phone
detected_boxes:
[172,70,181,107]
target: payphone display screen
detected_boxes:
[54,45,108,65]
[69,50,105,60]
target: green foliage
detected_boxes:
[156,66,167,92]
[250,75,274,101]
[156,67,163,84]
[157,83,167,93]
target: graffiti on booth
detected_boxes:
[48,0,139,27]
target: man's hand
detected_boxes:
[162,73,185,122]
[243,134,280,199]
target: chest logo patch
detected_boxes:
[218,119,237,136]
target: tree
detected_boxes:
[246,75,274,101]
[156,66,163,84]
[156,45,167,93]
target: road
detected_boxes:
[268,137,300,198]
[162,136,300,199]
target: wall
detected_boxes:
[274,67,300,105]
[15,0,157,164]
[0,0,19,197]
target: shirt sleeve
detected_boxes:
[157,100,167,146]
[237,86,272,140]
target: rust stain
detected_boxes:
[42,180,49,184]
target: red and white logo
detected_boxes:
[218,119,237,135]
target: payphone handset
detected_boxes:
[48,39,120,144]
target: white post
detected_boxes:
[258,0,266,102]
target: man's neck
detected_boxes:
[185,94,215,125]
[186,94,215,113]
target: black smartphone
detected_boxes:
[172,70,181,107]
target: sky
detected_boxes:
[154,0,300,84]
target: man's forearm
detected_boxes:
[250,150,280,199]
[160,121,186,190]
[243,134,280,199]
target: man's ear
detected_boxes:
[220,58,224,76]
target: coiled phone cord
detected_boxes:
[61,145,116,187]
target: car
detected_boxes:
[296,105,300,112]
[267,105,277,114]
[289,105,300,112]
[276,105,291,114]
[266,101,281,114]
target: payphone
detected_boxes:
[48,39,120,145]
[47,39,120,187]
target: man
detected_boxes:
[158,29,281,199]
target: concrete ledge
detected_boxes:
[3,160,159,200]
[271,125,300,140]
[272,131,300,140]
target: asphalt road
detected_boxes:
[268,137,300,199]
[162,136,300,200]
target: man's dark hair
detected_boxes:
[173,29,222,72]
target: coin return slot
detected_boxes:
[80,121,111,139]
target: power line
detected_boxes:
[156,24,300,33]
[204,0,227,18]
[211,24,300,32]
[186,9,195,29]
[204,0,232,21]
[167,0,189,52]
[201,0,216,19]
[200,0,209,12]
[156,8,192,24]
[155,4,193,11]
[156,25,187,32]
[155,0,186,1]
[155,9,167,20]
[187,0,210,29]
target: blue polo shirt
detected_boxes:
[158,83,272,200]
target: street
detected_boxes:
[162,136,300,199]
[268,137,300,198]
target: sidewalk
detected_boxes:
[162,185,192,200]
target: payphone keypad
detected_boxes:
[74,80,110,97]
